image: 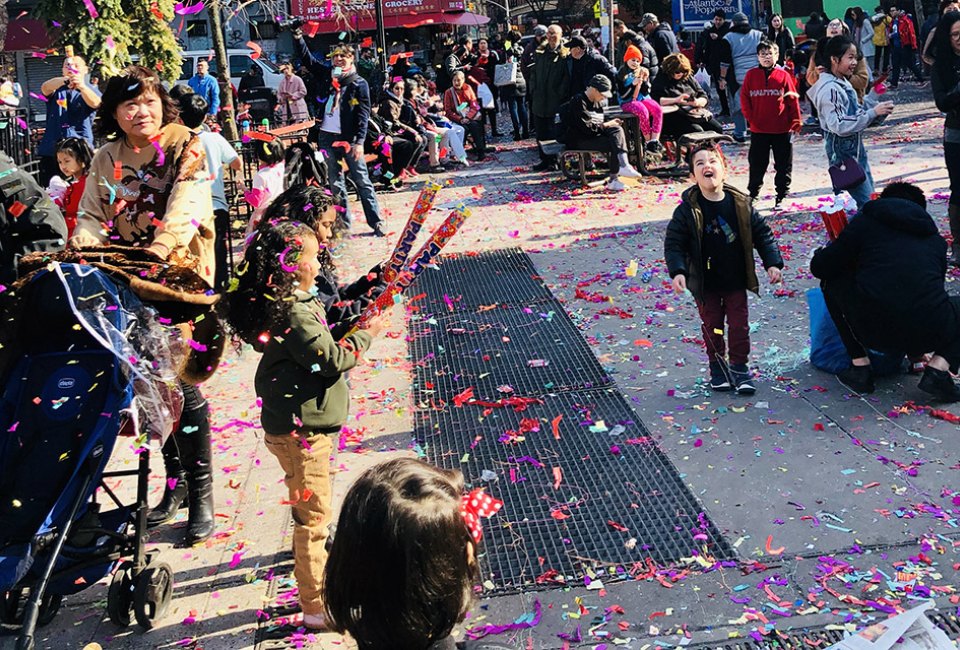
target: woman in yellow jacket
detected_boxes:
[872,8,892,75]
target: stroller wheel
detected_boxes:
[133,562,174,630]
[36,593,62,627]
[107,561,135,627]
[2,589,24,624]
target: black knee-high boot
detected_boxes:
[176,397,215,545]
[146,435,188,527]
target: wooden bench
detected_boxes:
[538,140,609,187]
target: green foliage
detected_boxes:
[34,0,182,82]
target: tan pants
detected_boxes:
[263,432,336,616]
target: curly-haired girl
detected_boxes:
[226,219,386,629]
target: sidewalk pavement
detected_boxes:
[6,86,960,649]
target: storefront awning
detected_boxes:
[3,17,54,52]
[291,0,487,33]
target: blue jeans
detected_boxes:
[506,96,528,137]
[316,129,383,231]
[728,86,747,138]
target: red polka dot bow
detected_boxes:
[460,488,504,543]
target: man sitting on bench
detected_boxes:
[559,74,642,191]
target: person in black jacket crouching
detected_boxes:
[559,74,641,191]
[811,182,960,401]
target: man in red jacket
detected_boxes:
[740,41,801,209]
[889,5,925,87]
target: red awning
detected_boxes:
[3,17,54,52]
[309,9,487,33]
[292,0,482,33]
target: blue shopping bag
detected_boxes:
[807,287,904,376]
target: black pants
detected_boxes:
[38,155,60,188]
[892,45,924,84]
[662,112,724,139]
[482,107,500,136]
[873,45,891,73]
[747,131,792,199]
[388,136,418,176]
[945,140,960,207]
[534,115,558,163]
[214,208,230,293]
[710,74,730,114]
[571,126,628,176]
[822,274,960,371]
[461,119,486,157]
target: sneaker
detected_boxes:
[709,361,732,391]
[730,363,755,395]
[532,160,555,172]
[618,165,642,179]
[733,134,747,144]
[371,226,387,238]
[302,612,329,630]
[774,195,785,210]
[837,364,875,394]
[804,115,818,126]
[606,178,626,191]
[646,139,663,153]
[917,366,960,401]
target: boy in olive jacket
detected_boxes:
[664,143,784,394]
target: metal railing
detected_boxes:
[0,108,34,168]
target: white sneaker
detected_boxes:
[607,179,626,191]
[618,165,642,179]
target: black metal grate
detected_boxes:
[410,248,555,312]
[681,608,960,649]
[409,304,613,404]
[419,388,735,592]
[409,248,736,595]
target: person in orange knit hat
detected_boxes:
[617,44,664,153]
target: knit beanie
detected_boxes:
[624,44,643,64]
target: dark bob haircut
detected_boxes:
[96,65,179,139]
[55,136,94,173]
[324,458,477,650]
[176,93,209,130]
[255,138,285,166]
[880,181,927,208]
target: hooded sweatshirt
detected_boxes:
[807,71,882,166]
[810,197,950,318]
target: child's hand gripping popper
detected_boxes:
[352,203,472,334]
[382,181,441,284]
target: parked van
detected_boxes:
[176,50,283,89]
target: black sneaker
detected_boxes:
[730,363,756,395]
[709,361,732,391]
[917,366,960,402]
[646,139,663,153]
[531,160,555,172]
[837,364,875,394]
[774,195,785,210]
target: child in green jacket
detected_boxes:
[226,218,386,629]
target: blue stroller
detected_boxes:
[0,263,179,650]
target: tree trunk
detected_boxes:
[208,0,239,141]
[0,0,10,72]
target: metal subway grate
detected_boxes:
[681,608,960,649]
[409,248,555,312]
[254,516,303,650]
[408,303,613,404]
[419,388,735,594]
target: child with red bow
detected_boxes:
[324,458,514,650]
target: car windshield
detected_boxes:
[257,58,280,73]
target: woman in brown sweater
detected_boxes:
[71,65,217,545]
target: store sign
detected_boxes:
[291,0,462,18]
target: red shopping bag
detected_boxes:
[820,209,848,241]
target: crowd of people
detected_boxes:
[3,4,960,649]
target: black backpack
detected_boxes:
[0,152,67,285]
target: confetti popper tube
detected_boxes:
[355,204,471,330]
[382,182,441,283]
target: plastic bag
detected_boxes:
[494,61,518,87]
[807,287,904,376]
[694,66,711,91]
[476,82,495,109]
